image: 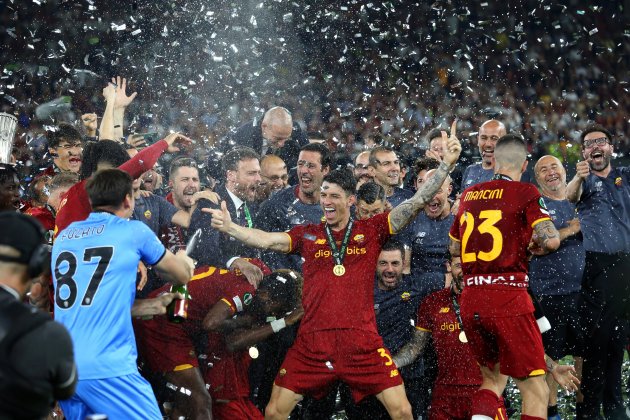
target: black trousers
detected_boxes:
[577,251,630,420]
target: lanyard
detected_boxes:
[242,203,253,228]
[324,218,354,266]
[450,288,464,327]
[492,174,512,181]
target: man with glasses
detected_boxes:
[45,123,84,175]
[257,155,289,202]
[368,146,414,207]
[566,124,630,419]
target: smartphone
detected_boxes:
[140,132,159,145]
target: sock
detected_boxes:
[547,405,558,417]
[472,389,501,418]
[521,415,545,420]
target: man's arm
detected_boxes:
[529,220,561,255]
[98,82,116,141]
[566,160,589,203]
[131,292,182,317]
[225,307,303,353]
[112,76,137,140]
[153,249,194,286]
[390,122,462,233]
[204,201,291,252]
[392,328,430,369]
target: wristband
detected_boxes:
[270,318,286,333]
[439,160,454,173]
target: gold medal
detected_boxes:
[459,331,468,343]
[333,264,346,276]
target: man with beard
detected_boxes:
[255,143,332,271]
[257,155,288,202]
[355,182,388,221]
[43,123,83,176]
[354,150,372,190]
[566,124,630,420]
[207,124,462,420]
[530,155,585,420]
[368,146,414,206]
[0,164,21,212]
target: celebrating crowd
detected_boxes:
[2,2,630,419]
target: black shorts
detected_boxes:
[538,292,582,360]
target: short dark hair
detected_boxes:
[79,140,130,180]
[323,168,356,196]
[259,269,302,314]
[368,146,395,168]
[424,128,443,143]
[28,175,51,204]
[86,169,133,209]
[47,123,83,148]
[356,182,386,205]
[221,146,260,174]
[380,239,405,260]
[580,124,613,145]
[300,142,333,170]
[0,164,19,185]
[50,172,79,192]
[413,157,440,176]
[169,157,198,181]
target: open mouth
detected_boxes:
[590,151,604,162]
[428,202,440,213]
[324,206,336,218]
[300,176,313,188]
[545,174,560,183]
[69,157,81,164]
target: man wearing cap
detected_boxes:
[0,212,77,418]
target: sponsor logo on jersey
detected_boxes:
[439,307,450,313]
[314,247,367,258]
[464,188,504,201]
[144,209,152,220]
[465,274,529,288]
[440,322,461,332]
[315,239,327,245]
[353,234,365,243]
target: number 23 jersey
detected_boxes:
[52,212,166,379]
[449,179,550,284]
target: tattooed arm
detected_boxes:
[390,121,462,233]
[529,219,561,255]
[392,329,430,368]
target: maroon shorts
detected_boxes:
[136,317,198,373]
[274,329,403,402]
[461,310,546,378]
[429,384,507,420]
[212,398,263,420]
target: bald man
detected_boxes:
[257,155,289,202]
[461,120,506,189]
[228,107,308,184]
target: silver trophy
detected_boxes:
[0,113,17,164]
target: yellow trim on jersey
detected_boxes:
[173,364,194,371]
[529,369,546,377]
[283,232,293,253]
[221,298,236,314]
[387,213,395,235]
[415,326,431,332]
[497,409,506,420]
[531,217,551,228]
[448,233,460,242]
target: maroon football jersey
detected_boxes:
[286,212,392,334]
[417,288,481,386]
[449,179,550,288]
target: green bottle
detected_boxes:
[167,284,189,323]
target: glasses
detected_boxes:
[263,174,289,182]
[583,137,610,148]
[297,160,320,170]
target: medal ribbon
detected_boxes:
[242,203,253,228]
[450,288,464,330]
[491,174,513,181]
[324,218,354,267]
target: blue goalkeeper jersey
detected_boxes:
[52,212,166,379]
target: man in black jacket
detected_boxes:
[227,107,308,183]
[0,212,77,418]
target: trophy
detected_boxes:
[0,112,17,164]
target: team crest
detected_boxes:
[144,209,152,220]
[353,234,365,243]
[279,368,287,376]
[400,292,411,301]
[615,177,623,187]
[243,292,253,306]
